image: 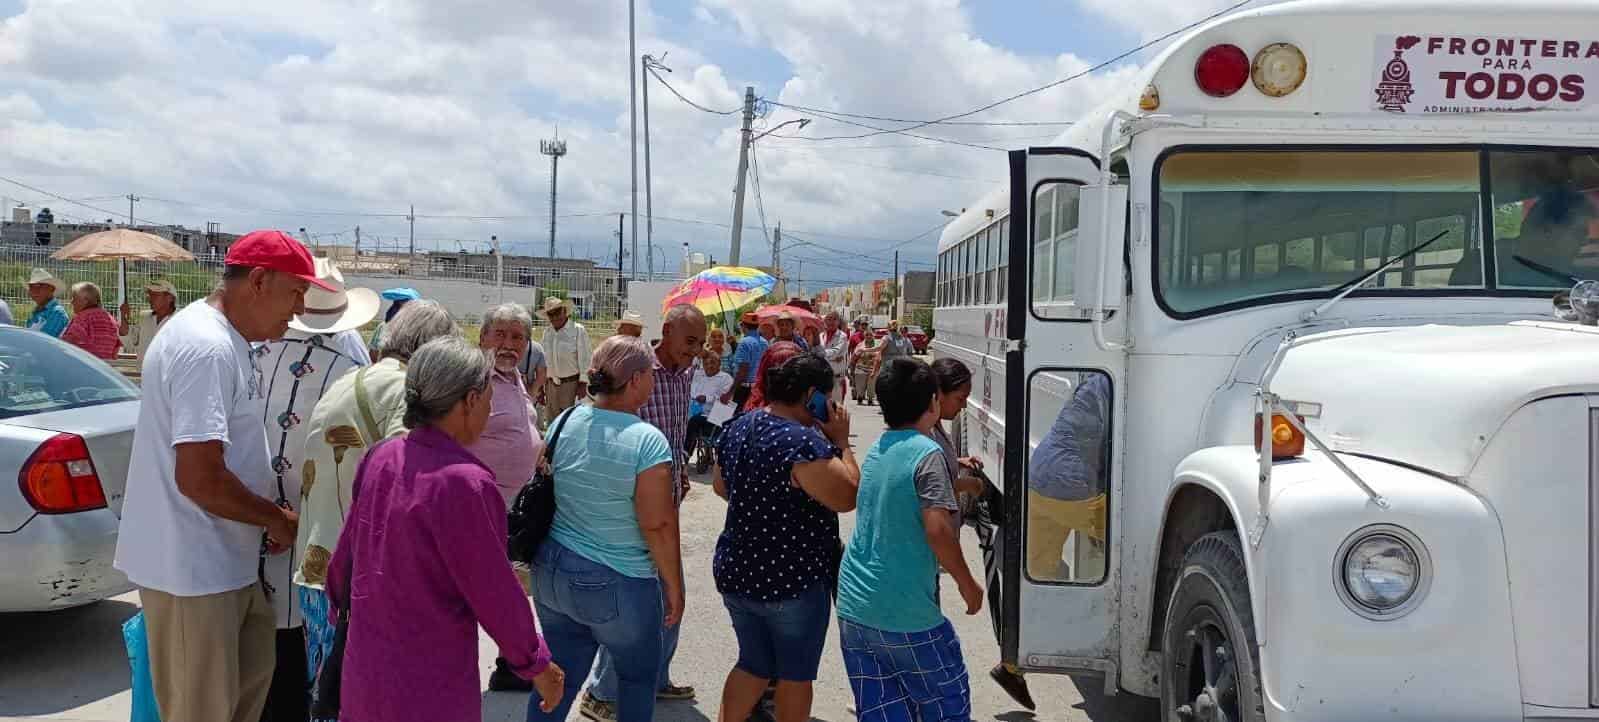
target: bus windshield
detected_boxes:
[1155,148,1599,316]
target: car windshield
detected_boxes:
[906,326,925,334]
[1156,148,1599,316]
[0,328,139,420]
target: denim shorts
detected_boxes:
[722,581,832,681]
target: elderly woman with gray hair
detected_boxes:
[60,281,122,359]
[326,336,564,721]
[292,299,457,714]
[528,334,682,722]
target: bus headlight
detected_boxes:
[1335,525,1430,620]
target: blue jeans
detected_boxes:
[528,541,665,722]
[586,612,681,702]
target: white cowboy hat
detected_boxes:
[27,268,63,292]
[289,258,380,335]
[618,310,644,329]
[535,296,573,319]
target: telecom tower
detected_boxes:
[539,135,568,258]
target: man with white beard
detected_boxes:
[468,302,549,693]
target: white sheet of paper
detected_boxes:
[707,401,735,426]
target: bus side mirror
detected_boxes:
[1074,184,1129,313]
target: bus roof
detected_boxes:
[938,0,1599,252]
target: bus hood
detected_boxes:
[1268,321,1599,480]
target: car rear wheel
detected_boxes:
[1160,531,1264,722]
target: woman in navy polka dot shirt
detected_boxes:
[712,352,861,722]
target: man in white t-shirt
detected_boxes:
[818,311,850,403]
[113,229,332,722]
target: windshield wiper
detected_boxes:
[1510,254,1581,285]
[1301,229,1451,322]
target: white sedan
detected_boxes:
[0,326,139,611]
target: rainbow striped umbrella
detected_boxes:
[662,266,776,315]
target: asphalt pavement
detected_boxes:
[0,395,1158,722]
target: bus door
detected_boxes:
[1001,147,1128,689]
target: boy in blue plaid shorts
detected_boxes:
[835,358,986,721]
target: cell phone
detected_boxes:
[806,389,830,423]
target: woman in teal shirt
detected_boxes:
[531,334,681,722]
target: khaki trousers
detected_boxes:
[139,583,275,722]
[1026,491,1108,582]
[543,374,580,422]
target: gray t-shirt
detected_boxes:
[914,451,959,513]
[519,340,547,385]
[0,298,12,325]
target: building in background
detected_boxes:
[0,207,239,256]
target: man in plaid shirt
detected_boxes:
[582,303,707,717]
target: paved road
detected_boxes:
[0,396,1158,722]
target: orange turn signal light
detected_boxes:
[1254,412,1305,460]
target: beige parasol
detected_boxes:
[51,229,195,305]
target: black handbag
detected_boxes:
[508,407,575,564]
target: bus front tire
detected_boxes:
[1159,531,1264,722]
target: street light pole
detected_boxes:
[628,0,639,281]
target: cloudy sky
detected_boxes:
[0,0,1251,288]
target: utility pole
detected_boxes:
[354,225,361,254]
[772,222,782,299]
[616,213,625,274]
[628,0,639,281]
[795,259,802,298]
[407,204,415,258]
[126,194,139,227]
[728,86,756,266]
[540,134,567,257]
[893,250,900,320]
[492,235,503,302]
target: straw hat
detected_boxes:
[289,258,380,335]
[618,310,644,330]
[536,296,573,319]
[144,279,177,297]
[27,268,63,292]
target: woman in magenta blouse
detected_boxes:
[327,336,564,721]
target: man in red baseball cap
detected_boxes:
[115,229,332,722]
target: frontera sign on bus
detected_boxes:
[1374,34,1599,113]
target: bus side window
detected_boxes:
[1026,369,1112,584]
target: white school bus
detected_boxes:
[932,1,1599,719]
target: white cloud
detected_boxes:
[0,0,1151,280]
[0,91,43,120]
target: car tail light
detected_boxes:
[19,433,107,514]
[1195,44,1250,97]
[1254,412,1305,460]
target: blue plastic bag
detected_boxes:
[122,611,162,722]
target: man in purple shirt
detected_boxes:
[469,303,548,692]
[581,303,706,719]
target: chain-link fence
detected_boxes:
[0,243,683,340]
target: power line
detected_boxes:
[763,101,1074,127]
[749,144,773,250]
[758,132,1063,151]
[773,0,1254,142]
[0,175,163,225]
[645,64,742,116]
[771,110,1008,150]
[760,150,1001,183]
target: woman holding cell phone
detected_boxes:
[710,352,861,722]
